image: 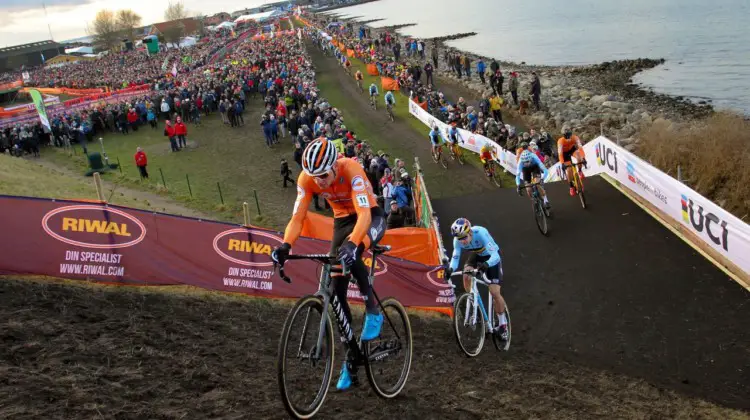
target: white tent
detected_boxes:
[233,9,284,23]
[64,46,94,55]
[178,36,197,48]
[215,21,237,30]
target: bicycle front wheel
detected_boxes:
[453,293,486,357]
[456,148,465,165]
[575,172,587,209]
[278,295,335,419]
[364,297,413,398]
[533,197,549,236]
[491,304,512,352]
[440,151,449,169]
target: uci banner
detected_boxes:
[0,196,454,308]
[581,136,750,284]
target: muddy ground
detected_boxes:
[1,277,746,419]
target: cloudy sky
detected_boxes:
[0,0,270,46]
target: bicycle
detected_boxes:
[432,144,448,169]
[356,79,364,93]
[448,142,465,165]
[386,103,395,122]
[276,245,413,419]
[483,159,503,187]
[519,180,550,236]
[562,158,587,209]
[369,94,378,110]
[447,268,511,357]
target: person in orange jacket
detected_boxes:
[134,147,148,179]
[164,120,178,152]
[174,116,187,149]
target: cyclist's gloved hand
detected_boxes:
[476,261,489,273]
[272,242,291,264]
[337,241,358,267]
[443,265,453,281]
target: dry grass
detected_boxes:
[637,112,750,220]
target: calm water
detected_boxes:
[325,0,750,114]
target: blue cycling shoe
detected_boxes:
[336,363,352,391]
[361,312,383,341]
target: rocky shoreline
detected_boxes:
[330,13,716,149]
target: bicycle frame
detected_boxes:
[452,270,495,333]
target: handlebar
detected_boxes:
[273,253,347,284]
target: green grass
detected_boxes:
[0,153,150,210]
[295,17,515,188]
[40,98,299,230]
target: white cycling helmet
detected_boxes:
[451,218,472,238]
[302,138,338,176]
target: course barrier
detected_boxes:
[0,195,454,309]
[408,98,750,287]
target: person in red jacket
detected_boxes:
[164,120,178,152]
[127,108,139,131]
[134,147,148,179]
[174,116,187,149]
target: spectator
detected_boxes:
[174,117,187,149]
[164,120,178,152]
[387,201,406,229]
[509,72,519,106]
[477,59,486,84]
[134,147,148,179]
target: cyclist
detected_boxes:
[354,69,364,90]
[272,138,386,391]
[384,90,396,110]
[479,143,494,175]
[557,125,587,196]
[429,124,442,157]
[446,124,462,155]
[516,142,551,208]
[368,82,379,106]
[444,218,509,340]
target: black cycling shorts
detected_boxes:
[521,163,543,184]
[330,206,386,255]
[562,145,579,164]
[465,252,503,285]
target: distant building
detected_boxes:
[147,18,201,38]
[0,40,63,72]
[231,8,262,19]
[205,12,231,25]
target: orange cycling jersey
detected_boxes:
[283,158,379,247]
[557,135,585,162]
[480,150,493,162]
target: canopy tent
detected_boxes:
[64,46,94,55]
[234,9,284,23]
[178,36,197,48]
[215,21,237,29]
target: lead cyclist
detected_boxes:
[444,217,509,341]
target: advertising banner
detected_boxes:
[28,89,50,132]
[580,136,750,282]
[0,196,454,308]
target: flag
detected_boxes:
[171,63,178,77]
[29,89,51,132]
[40,53,45,64]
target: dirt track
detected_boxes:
[2,277,746,419]
[433,176,750,410]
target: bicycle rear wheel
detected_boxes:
[278,295,335,419]
[491,162,503,187]
[453,293,486,357]
[491,304,512,352]
[364,297,413,398]
[533,197,549,236]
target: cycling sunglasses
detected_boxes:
[313,172,331,180]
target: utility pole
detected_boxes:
[42,2,54,41]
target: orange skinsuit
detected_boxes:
[557,135,586,163]
[283,158,378,247]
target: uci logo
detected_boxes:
[595,143,618,173]
[681,194,729,251]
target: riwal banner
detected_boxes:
[0,196,454,308]
[408,98,564,183]
[580,136,750,281]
